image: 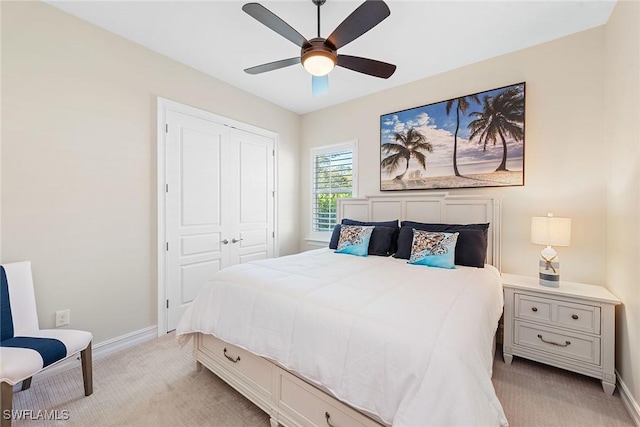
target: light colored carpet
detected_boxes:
[9,333,635,426]
[492,347,633,427]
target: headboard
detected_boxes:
[337,193,502,270]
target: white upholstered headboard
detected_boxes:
[337,193,502,270]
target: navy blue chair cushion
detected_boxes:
[1,266,14,341]
[1,337,67,368]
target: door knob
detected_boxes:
[231,238,243,244]
[221,239,229,244]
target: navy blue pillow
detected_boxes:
[329,224,342,250]
[329,219,400,256]
[342,219,399,228]
[394,222,489,268]
[367,226,397,256]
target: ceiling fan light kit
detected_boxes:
[242,0,396,95]
[302,38,337,76]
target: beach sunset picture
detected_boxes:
[380,82,525,191]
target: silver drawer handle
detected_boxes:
[531,307,538,312]
[325,412,335,427]
[572,314,579,320]
[223,348,241,363]
[231,238,243,244]
[537,334,571,347]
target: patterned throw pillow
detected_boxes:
[408,229,459,269]
[335,225,375,257]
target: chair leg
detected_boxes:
[21,377,32,391]
[1,381,13,427]
[80,342,93,396]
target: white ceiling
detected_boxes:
[47,0,615,115]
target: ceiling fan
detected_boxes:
[242,0,396,96]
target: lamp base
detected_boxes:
[539,273,560,287]
[539,247,560,287]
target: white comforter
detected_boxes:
[176,248,508,427]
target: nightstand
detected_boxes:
[501,273,621,395]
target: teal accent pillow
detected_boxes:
[408,230,459,269]
[335,225,374,257]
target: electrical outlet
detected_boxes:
[55,309,70,327]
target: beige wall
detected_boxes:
[300,4,639,415]
[605,0,640,413]
[1,1,300,343]
[301,27,607,286]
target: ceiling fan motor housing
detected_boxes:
[301,38,337,76]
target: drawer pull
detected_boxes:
[537,334,571,347]
[531,307,538,312]
[223,348,241,363]
[325,412,335,427]
[572,314,579,320]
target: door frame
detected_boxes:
[156,97,279,336]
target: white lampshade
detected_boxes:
[531,215,572,247]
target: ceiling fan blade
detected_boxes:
[326,0,390,50]
[244,57,301,75]
[242,3,310,48]
[337,55,396,79]
[312,75,329,97]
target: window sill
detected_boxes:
[304,237,329,248]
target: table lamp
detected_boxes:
[531,213,572,287]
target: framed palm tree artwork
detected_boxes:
[380,82,525,191]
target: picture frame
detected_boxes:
[380,82,525,191]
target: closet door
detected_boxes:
[162,107,276,332]
[165,110,231,331]
[228,129,275,265]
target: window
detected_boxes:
[310,141,357,240]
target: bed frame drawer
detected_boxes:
[278,370,380,427]
[199,334,273,398]
[195,334,386,427]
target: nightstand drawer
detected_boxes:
[514,321,601,365]
[515,294,600,334]
[557,302,600,334]
[516,294,552,322]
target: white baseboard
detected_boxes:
[618,370,640,427]
[28,325,158,384]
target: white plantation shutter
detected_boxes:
[311,142,357,237]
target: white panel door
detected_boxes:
[165,110,231,331]
[163,109,276,332]
[230,129,275,264]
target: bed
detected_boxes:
[176,194,508,427]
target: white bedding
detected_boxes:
[176,248,508,427]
